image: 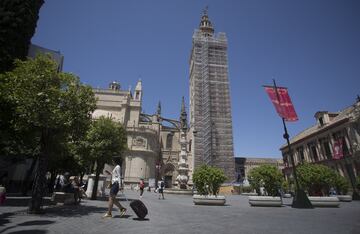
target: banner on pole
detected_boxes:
[264,86,298,122]
[332,139,344,159]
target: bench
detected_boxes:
[51,192,76,205]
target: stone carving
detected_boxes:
[132,136,147,148]
[176,130,189,189]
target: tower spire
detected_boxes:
[199,6,214,36]
[157,101,161,116]
[181,96,186,114]
[180,96,188,130]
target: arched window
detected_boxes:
[166,133,173,149]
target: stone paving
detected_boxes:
[1,190,360,234]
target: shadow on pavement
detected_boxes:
[118,197,134,202]
[3,197,53,207]
[0,219,54,234]
[0,212,14,226]
[43,204,105,217]
[133,218,150,221]
[7,230,48,234]
[18,220,55,226]
[94,196,134,202]
[113,214,132,219]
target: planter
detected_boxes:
[335,195,352,202]
[283,193,292,198]
[51,192,75,205]
[308,196,340,207]
[248,196,282,207]
[164,188,193,195]
[241,192,258,196]
[193,195,226,206]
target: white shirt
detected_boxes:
[112,165,122,185]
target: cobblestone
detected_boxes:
[1,190,360,234]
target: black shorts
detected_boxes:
[110,182,119,196]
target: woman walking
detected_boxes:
[103,159,127,218]
[139,178,145,198]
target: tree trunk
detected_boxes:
[21,156,38,196]
[48,169,57,194]
[90,161,95,174]
[91,163,102,200]
[80,172,85,184]
[28,130,49,214]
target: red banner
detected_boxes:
[332,140,343,159]
[264,86,298,121]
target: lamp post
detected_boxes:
[156,163,161,186]
[343,153,360,200]
[272,79,312,208]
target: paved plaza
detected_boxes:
[1,190,360,234]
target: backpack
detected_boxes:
[160,181,164,188]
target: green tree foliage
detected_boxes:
[0,55,96,213]
[282,180,290,193]
[297,163,349,196]
[193,165,227,196]
[248,165,284,196]
[333,173,349,195]
[0,0,44,73]
[85,116,127,200]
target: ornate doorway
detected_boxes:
[163,163,175,188]
[164,176,172,188]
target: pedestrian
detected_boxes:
[139,178,145,198]
[61,172,73,193]
[71,176,81,203]
[103,158,127,218]
[158,179,165,199]
[0,184,6,205]
[54,174,64,192]
[329,187,337,196]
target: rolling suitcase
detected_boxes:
[130,199,148,219]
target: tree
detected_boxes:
[297,163,348,196]
[248,165,284,196]
[0,0,44,73]
[333,174,349,195]
[85,116,127,200]
[192,165,227,196]
[0,55,96,213]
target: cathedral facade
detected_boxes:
[93,10,235,187]
[92,81,189,188]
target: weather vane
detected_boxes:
[203,6,208,15]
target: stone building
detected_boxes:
[28,44,64,72]
[93,81,188,188]
[189,9,235,181]
[235,157,284,184]
[280,98,360,192]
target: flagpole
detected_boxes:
[272,79,312,208]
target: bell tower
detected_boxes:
[134,79,142,101]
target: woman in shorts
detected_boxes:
[103,159,127,218]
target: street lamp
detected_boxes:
[156,163,161,186]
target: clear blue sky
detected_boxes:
[32,0,360,158]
